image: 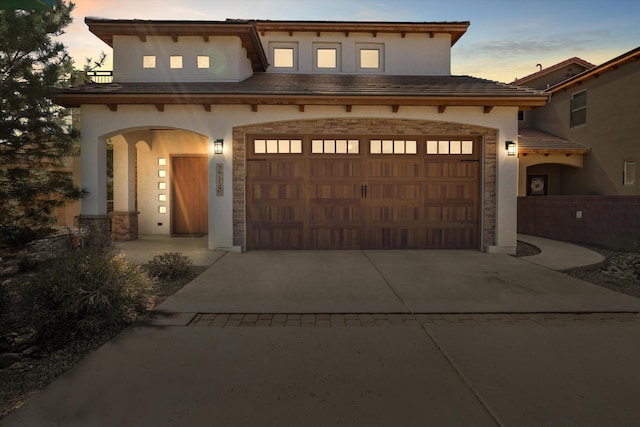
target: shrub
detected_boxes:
[17,244,155,346]
[146,252,194,280]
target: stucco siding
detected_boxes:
[113,35,253,82]
[79,104,518,252]
[260,32,451,75]
[534,58,640,195]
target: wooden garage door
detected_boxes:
[246,137,479,249]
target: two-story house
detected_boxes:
[514,47,640,250]
[54,18,547,253]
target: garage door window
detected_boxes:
[254,139,302,154]
[427,140,473,155]
[311,139,359,154]
[370,140,417,154]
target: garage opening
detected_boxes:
[246,135,480,250]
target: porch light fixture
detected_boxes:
[505,141,516,156]
[213,139,224,155]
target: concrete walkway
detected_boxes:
[517,233,605,271]
[4,238,640,427]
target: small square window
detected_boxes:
[158,206,167,214]
[317,48,337,69]
[158,182,167,190]
[158,194,167,202]
[274,48,294,68]
[170,56,183,69]
[143,55,156,69]
[158,158,166,166]
[360,49,379,69]
[158,170,167,178]
[197,55,210,69]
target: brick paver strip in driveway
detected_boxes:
[188,312,640,327]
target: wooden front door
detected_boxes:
[246,136,480,250]
[171,156,208,235]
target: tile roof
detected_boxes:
[55,74,547,108]
[518,127,589,154]
[511,57,595,86]
[547,46,640,93]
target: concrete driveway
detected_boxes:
[157,250,640,315]
[4,248,640,427]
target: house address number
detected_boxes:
[216,163,223,197]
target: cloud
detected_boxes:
[456,29,614,60]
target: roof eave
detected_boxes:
[53,92,548,109]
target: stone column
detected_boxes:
[110,135,139,240]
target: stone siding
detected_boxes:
[233,118,497,250]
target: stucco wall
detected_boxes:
[533,59,640,195]
[260,31,451,75]
[79,104,518,252]
[112,35,253,82]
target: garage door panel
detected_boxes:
[308,184,361,200]
[367,160,421,178]
[309,159,362,178]
[248,224,304,250]
[365,226,422,249]
[247,160,304,178]
[308,227,362,249]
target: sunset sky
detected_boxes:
[58,0,640,83]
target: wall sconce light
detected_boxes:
[505,141,516,156]
[213,139,224,155]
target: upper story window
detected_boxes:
[270,42,298,71]
[570,90,587,128]
[197,55,210,69]
[170,56,183,69]
[313,43,341,71]
[357,44,384,72]
[624,160,636,186]
[518,110,525,121]
[143,55,156,69]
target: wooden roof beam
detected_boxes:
[155,104,164,112]
[107,104,117,112]
[438,105,447,113]
[483,106,494,114]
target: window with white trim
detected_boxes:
[313,43,341,71]
[357,44,384,72]
[270,43,298,70]
[311,139,359,154]
[370,140,417,155]
[624,160,636,185]
[254,139,302,154]
[426,140,473,155]
[570,90,587,128]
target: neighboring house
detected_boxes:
[512,57,595,197]
[54,18,547,253]
[514,48,640,251]
[513,49,640,196]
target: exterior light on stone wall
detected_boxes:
[213,139,224,155]
[505,141,516,156]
